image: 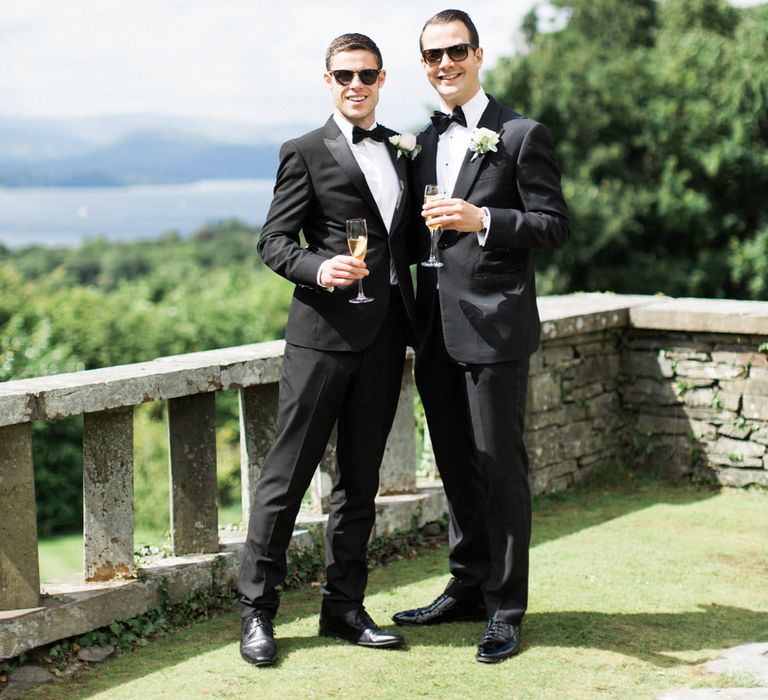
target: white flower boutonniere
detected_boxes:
[468,127,500,162]
[388,133,422,160]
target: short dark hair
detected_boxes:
[419,9,480,50]
[325,33,383,70]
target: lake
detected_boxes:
[0,179,276,248]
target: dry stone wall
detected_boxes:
[621,330,768,487]
[526,330,624,494]
[522,295,768,494]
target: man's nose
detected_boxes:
[349,73,365,87]
[439,51,454,69]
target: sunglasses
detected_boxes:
[329,69,381,86]
[421,43,476,65]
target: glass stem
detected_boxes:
[430,229,439,260]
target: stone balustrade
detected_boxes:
[0,341,425,660]
[1,293,767,661]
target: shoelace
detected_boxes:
[413,593,451,621]
[429,594,451,610]
[481,620,510,642]
[357,606,387,631]
[246,612,273,635]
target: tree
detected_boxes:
[485,0,768,298]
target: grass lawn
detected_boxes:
[26,474,768,699]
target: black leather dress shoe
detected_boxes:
[319,607,404,648]
[240,610,277,666]
[475,620,521,663]
[392,593,487,626]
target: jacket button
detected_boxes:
[438,242,447,249]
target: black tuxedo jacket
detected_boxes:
[413,96,570,364]
[258,117,417,351]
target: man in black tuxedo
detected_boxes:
[238,33,417,666]
[391,10,570,662]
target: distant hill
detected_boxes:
[0,116,311,186]
[0,132,280,186]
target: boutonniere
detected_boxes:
[468,127,500,162]
[388,133,422,160]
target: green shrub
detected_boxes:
[2,221,290,535]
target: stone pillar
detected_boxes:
[311,424,337,514]
[239,383,279,526]
[83,408,134,581]
[419,424,438,481]
[168,394,218,554]
[0,422,40,609]
[379,356,417,494]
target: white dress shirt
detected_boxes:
[318,113,401,287]
[435,89,491,245]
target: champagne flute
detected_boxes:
[421,184,445,268]
[346,218,374,304]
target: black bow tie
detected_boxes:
[431,106,467,135]
[352,124,389,144]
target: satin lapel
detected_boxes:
[450,98,504,202]
[417,126,439,191]
[322,121,384,231]
[386,140,408,234]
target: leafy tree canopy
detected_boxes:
[485,0,768,298]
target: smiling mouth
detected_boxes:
[437,72,462,82]
[347,95,368,103]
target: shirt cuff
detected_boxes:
[476,207,491,246]
[317,260,334,292]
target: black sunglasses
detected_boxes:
[421,43,476,65]
[329,69,381,86]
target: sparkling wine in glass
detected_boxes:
[346,218,374,304]
[421,184,445,268]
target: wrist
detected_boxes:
[317,260,334,291]
[478,206,489,233]
[478,207,491,233]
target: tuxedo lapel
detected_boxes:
[417,127,439,190]
[322,119,385,232]
[386,140,407,234]
[450,97,504,202]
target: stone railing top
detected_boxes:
[1,294,767,428]
[0,340,285,427]
[538,293,661,341]
[629,297,768,336]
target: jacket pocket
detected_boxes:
[473,250,527,277]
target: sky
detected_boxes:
[0,0,550,134]
[0,0,764,137]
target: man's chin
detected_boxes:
[434,83,460,99]
[342,109,373,124]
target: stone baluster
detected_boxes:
[168,394,219,554]
[0,423,40,610]
[83,408,135,581]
